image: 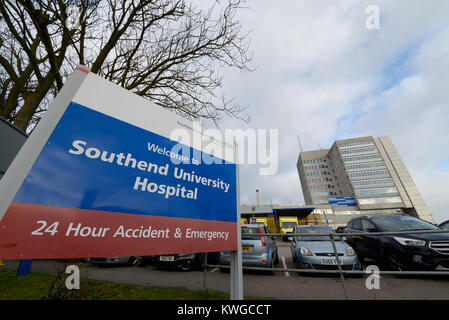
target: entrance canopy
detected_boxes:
[273,207,314,218]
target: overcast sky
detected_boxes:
[214,0,449,223]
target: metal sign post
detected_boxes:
[230,142,243,300]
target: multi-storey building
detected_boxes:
[297,136,434,224]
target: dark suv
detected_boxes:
[345,214,449,271]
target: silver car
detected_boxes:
[219,224,279,274]
[290,225,362,273]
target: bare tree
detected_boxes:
[0,0,253,132]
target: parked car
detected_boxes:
[335,226,348,240]
[439,220,449,230]
[279,216,299,241]
[219,224,279,274]
[150,252,220,271]
[85,256,150,267]
[345,214,449,271]
[290,225,361,273]
[335,226,347,234]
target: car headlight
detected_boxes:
[300,247,313,256]
[345,247,355,256]
[393,237,426,247]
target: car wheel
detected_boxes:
[129,256,143,267]
[295,259,308,276]
[385,250,404,272]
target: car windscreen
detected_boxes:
[241,227,261,240]
[281,222,297,228]
[296,227,342,241]
[371,215,440,231]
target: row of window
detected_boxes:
[309,177,333,183]
[306,171,331,176]
[343,153,382,163]
[355,187,398,197]
[349,170,390,180]
[346,162,386,171]
[303,158,326,164]
[334,209,403,216]
[305,164,329,170]
[337,140,374,149]
[311,191,337,197]
[340,146,377,155]
[313,199,329,204]
[352,178,394,188]
[358,197,402,205]
[310,184,335,190]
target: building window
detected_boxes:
[355,187,399,198]
[308,178,332,183]
[352,178,394,188]
[306,171,330,176]
[334,211,362,215]
[338,140,374,149]
[311,192,329,197]
[346,162,386,171]
[304,164,329,170]
[303,158,326,164]
[343,153,382,163]
[340,146,377,155]
[358,197,402,204]
[310,184,335,190]
[349,170,390,180]
[313,199,329,204]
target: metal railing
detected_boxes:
[203,229,449,300]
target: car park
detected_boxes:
[290,225,362,273]
[345,214,449,271]
[219,224,279,274]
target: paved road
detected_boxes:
[2,241,449,299]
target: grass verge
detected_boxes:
[0,269,265,300]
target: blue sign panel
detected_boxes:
[328,196,357,207]
[13,102,237,222]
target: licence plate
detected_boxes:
[160,256,174,262]
[242,246,252,252]
[320,259,342,265]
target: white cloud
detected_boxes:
[217,0,449,222]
